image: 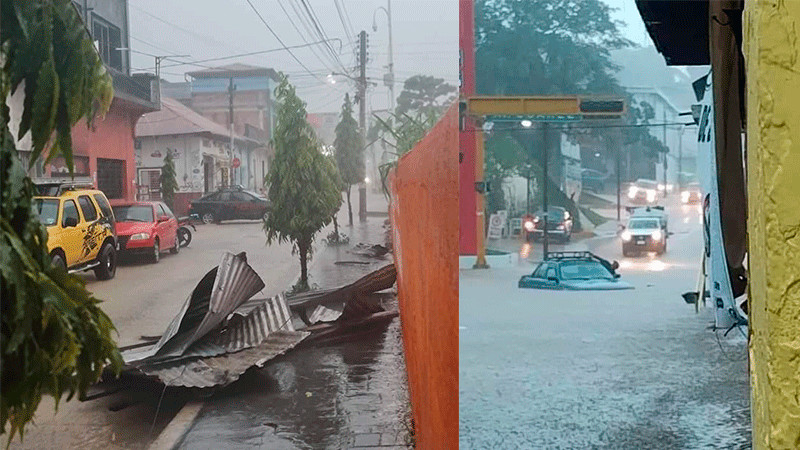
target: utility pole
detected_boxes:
[616,130,621,221]
[678,126,683,189]
[542,123,549,258]
[358,30,368,222]
[228,77,236,187]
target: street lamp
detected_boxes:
[372,1,395,112]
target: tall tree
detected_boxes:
[263,76,342,292]
[1,0,121,442]
[395,75,456,116]
[476,0,631,225]
[160,151,178,210]
[333,93,363,226]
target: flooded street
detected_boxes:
[459,203,751,449]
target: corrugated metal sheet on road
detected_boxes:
[215,294,295,352]
[139,330,309,387]
[148,251,265,360]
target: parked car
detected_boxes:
[112,201,179,263]
[681,182,702,204]
[621,216,667,256]
[189,187,269,224]
[33,184,118,280]
[627,179,660,205]
[518,251,633,290]
[581,169,607,193]
[530,206,573,242]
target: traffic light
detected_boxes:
[579,99,626,118]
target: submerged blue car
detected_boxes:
[518,251,634,290]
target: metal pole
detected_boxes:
[229,77,235,187]
[387,0,395,112]
[526,169,531,215]
[542,123,549,257]
[616,132,621,221]
[358,31,368,222]
[663,149,668,197]
[678,126,683,189]
[474,126,488,268]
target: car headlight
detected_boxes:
[523,220,535,232]
[621,230,632,241]
[651,229,663,241]
[130,232,150,240]
[646,190,656,202]
[557,224,565,230]
[681,191,690,203]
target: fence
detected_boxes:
[389,102,458,447]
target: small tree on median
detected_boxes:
[160,150,178,209]
[333,93,364,226]
[263,76,342,292]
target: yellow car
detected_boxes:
[33,184,118,280]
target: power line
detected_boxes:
[338,0,357,41]
[275,0,339,75]
[333,0,355,54]
[132,40,340,73]
[298,0,347,72]
[130,4,244,53]
[244,0,327,84]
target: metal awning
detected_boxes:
[635,0,709,66]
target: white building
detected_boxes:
[135,97,263,215]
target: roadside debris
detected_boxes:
[120,252,308,388]
[349,243,391,258]
[111,254,397,390]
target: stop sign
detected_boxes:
[232,157,241,168]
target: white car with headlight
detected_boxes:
[627,179,660,205]
[621,217,667,256]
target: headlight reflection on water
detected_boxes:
[520,243,531,259]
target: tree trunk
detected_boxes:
[298,237,309,291]
[346,185,353,226]
[333,215,339,240]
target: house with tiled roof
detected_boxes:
[135,97,264,215]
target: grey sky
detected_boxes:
[128,0,458,114]
[604,0,652,48]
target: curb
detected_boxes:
[148,401,204,450]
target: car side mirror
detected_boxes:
[612,260,620,270]
[157,215,170,223]
[547,276,559,283]
[64,216,78,227]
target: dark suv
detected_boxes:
[531,206,573,243]
[189,187,269,224]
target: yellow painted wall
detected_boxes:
[743,0,800,447]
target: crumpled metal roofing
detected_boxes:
[121,252,309,388]
[137,330,308,388]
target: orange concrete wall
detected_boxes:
[390,102,458,447]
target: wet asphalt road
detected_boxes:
[177,215,413,449]
[460,202,751,449]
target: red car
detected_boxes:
[111,201,179,263]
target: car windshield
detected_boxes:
[637,181,657,189]
[34,199,59,226]
[243,190,265,199]
[559,261,613,280]
[629,219,659,229]
[112,205,153,222]
[536,209,565,221]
